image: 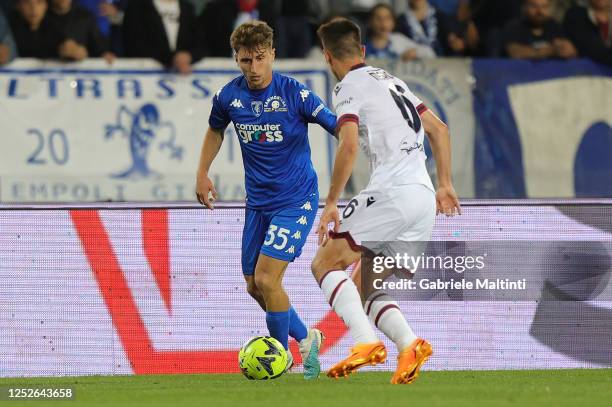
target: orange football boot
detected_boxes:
[391,338,432,384]
[327,342,387,379]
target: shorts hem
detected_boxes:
[328,231,365,252]
[242,268,255,276]
[259,248,297,263]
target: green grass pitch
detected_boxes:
[1,369,611,407]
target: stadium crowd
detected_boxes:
[0,0,611,72]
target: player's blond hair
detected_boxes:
[230,20,274,53]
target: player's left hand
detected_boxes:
[436,185,461,217]
[318,203,340,246]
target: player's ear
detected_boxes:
[323,49,332,65]
[360,45,366,59]
[270,47,276,61]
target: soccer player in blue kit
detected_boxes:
[195,21,336,379]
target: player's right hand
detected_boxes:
[196,173,217,210]
[436,185,461,217]
[318,203,340,246]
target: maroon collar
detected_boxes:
[350,63,366,71]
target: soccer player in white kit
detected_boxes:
[311,18,461,384]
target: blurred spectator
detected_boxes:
[428,0,461,14]
[76,0,127,56]
[470,0,522,55]
[123,0,205,74]
[9,0,72,59]
[396,0,445,54]
[326,0,390,30]
[365,3,434,60]
[234,0,258,27]
[1,0,16,15]
[185,0,206,15]
[274,0,316,58]
[503,0,577,60]
[199,0,236,57]
[1,8,17,64]
[396,0,475,56]
[48,0,112,61]
[98,0,126,55]
[551,0,585,21]
[564,0,612,65]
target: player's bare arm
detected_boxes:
[421,110,461,216]
[195,127,224,209]
[318,121,360,245]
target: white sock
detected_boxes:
[365,292,417,352]
[320,270,378,344]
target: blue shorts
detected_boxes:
[241,192,319,276]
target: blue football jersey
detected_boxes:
[209,72,336,210]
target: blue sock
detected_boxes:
[288,306,308,342]
[266,310,290,349]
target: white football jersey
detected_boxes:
[332,64,435,192]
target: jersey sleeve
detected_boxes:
[294,81,336,135]
[401,82,428,116]
[332,81,364,132]
[208,87,231,130]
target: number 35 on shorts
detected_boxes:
[262,209,315,259]
[263,225,292,250]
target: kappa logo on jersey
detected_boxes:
[301,201,312,211]
[264,96,288,113]
[230,99,244,109]
[292,231,301,239]
[251,101,263,117]
[235,123,284,144]
[300,89,310,102]
[296,216,308,225]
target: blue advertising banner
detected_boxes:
[473,59,612,198]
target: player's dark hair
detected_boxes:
[316,17,363,59]
[230,20,274,53]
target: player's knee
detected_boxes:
[246,278,260,297]
[254,271,280,294]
